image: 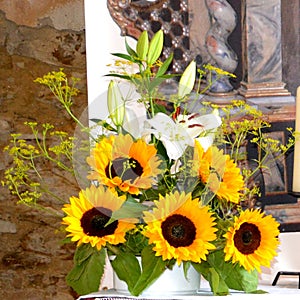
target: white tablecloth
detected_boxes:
[78,278,300,299]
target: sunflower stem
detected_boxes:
[106,244,121,255]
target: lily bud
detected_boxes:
[178,60,196,99]
[107,81,125,127]
[136,31,149,61]
[147,30,163,65]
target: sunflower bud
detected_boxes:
[107,81,125,127]
[178,60,196,99]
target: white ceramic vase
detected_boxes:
[113,260,201,296]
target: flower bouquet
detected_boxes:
[3,30,295,297]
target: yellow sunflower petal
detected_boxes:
[194,141,244,204]
[143,191,217,264]
[86,134,162,194]
[62,185,136,250]
[223,209,280,272]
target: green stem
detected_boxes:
[106,244,121,255]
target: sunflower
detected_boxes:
[62,185,136,250]
[194,141,245,204]
[143,191,217,264]
[86,134,162,194]
[223,209,280,272]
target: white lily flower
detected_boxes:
[144,112,193,160]
[116,83,222,159]
[176,110,222,151]
[144,110,222,160]
[123,100,147,139]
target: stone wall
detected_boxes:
[0,1,299,299]
[0,1,87,299]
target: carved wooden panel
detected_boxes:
[107,0,190,72]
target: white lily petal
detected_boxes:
[123,105,147,138]
[195,113,222,130]
[175,112,221,141]
[161,138,186,160]
[141,128,184,160]
[145,112,175,132]
[195,135,214,152]
[121,88,148,138]
[144,113,194,160]
[145,113,192,146]
[185,125,204,140]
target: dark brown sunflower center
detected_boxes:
[105,157,143,182]
[80,207,118,237]
[233,222,261,255]
[161,214,196,248]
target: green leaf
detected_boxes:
[182,261,191,279]
[203,250,259,294]
[249,289,268,294]
[155,53,173,78]
[66,246,106,295]
[110,52,136,63]
[192,261,229,296]
[152,101,168,115]
[105,73,132,81]
[124,228,149,255]
[148,77,166,93]
[125,38,138,58]
[207,267,229,296]
[148,72,176,93]
[107,198,147,225]
[131,246,169,296]
[191,261,210,277]
[147,30,163,65]
[136,31,149,60]
[209,250,258,292]
[224,265,258,293]
[73,243,95,265]
[139,185,163,202]
[111,252,141,291]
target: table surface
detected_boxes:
[78,279,300,300]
